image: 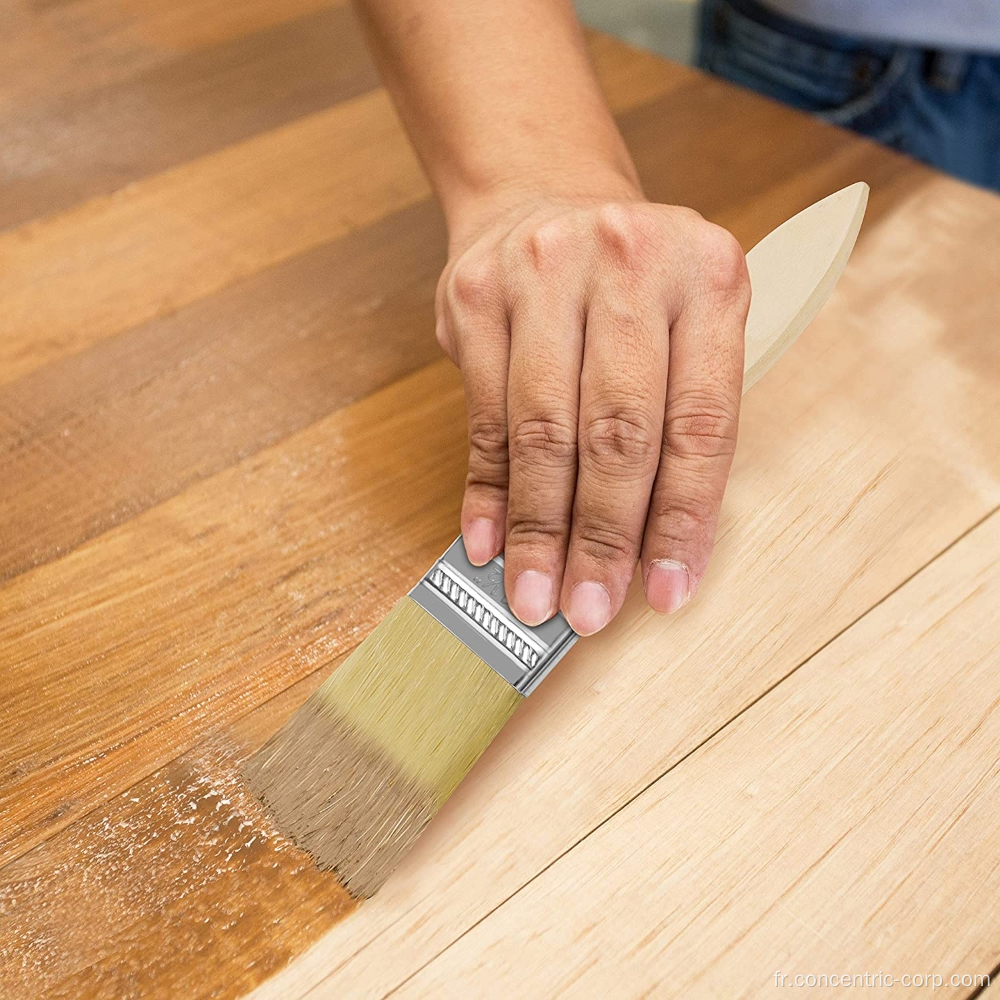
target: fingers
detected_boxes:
[445,260,512,567]
[502,230,586,626]
[641,227,750,614]
[561,267,669,635]
[445,204,749,635]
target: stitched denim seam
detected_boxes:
[818,50,911,125]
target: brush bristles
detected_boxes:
[244,597,522,897]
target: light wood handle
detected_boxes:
[742,182,869,393]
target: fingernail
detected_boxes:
[567,581,612,636]
[512,570,554,626]
[645,560,691,614]
[464,518,498,565]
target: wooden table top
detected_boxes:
[3,2,1000,997]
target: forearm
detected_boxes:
[351,0,749,635]
[351,0,642,241]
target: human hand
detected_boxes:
[436,189,751,635]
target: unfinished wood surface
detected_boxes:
[400,509,1000,999]
[3,6,1000,998]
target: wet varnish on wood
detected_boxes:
[2,2,1000,998]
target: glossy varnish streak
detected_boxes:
[0,675,355,1000]
[4,1,1000,998]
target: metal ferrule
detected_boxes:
[409,536,579,696]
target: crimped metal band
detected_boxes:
[409,536,579,696]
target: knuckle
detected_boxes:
[698,225,750,299]
[448,255,500,312]
[505,517,566,550]
[649,499,714,545]
[434,315,450,352]
[581,405,659,465]
[521,219,574,274]
[666,391,738,460]
[467,415,509,474]
[574,520,638,565]
[510,413,578,466]
[593,204,657,272]
[672,204,707,230]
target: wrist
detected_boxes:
[442,161,645,253]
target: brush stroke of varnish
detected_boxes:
[0,738,355,1000]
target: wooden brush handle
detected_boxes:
[742,182,868,393]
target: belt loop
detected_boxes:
[926,50,970,93]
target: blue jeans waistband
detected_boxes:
[711,0,972,94]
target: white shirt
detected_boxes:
[758,0,1000,51]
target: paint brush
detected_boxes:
[245,183,869,898]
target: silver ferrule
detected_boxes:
[409,536,579,696]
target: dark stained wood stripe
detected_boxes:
[0,199,447,583]
[0,0,338,120]
[0,4,379,229]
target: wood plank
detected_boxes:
[399,509,1000,999]
[0,199,446,582]
[0,0,339,114]
[244,173,1000,999]
[0,33,680,385]
[0,5,380,230]
[3,172,1000,997]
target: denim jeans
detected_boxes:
[697,0,1000,192]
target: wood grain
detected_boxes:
[0,361,467,869]
[0,5,380,230]
[3,171,999,996]
[0,0,340,114]
[4,6,1000,997]
[0,31,680,386]
[0,669,354,1000]
[399,509,1000,998]
[249,174,1000,1000]
[0,88,429,386]
[0,199,446,582]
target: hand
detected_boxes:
[436,188,751,635]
